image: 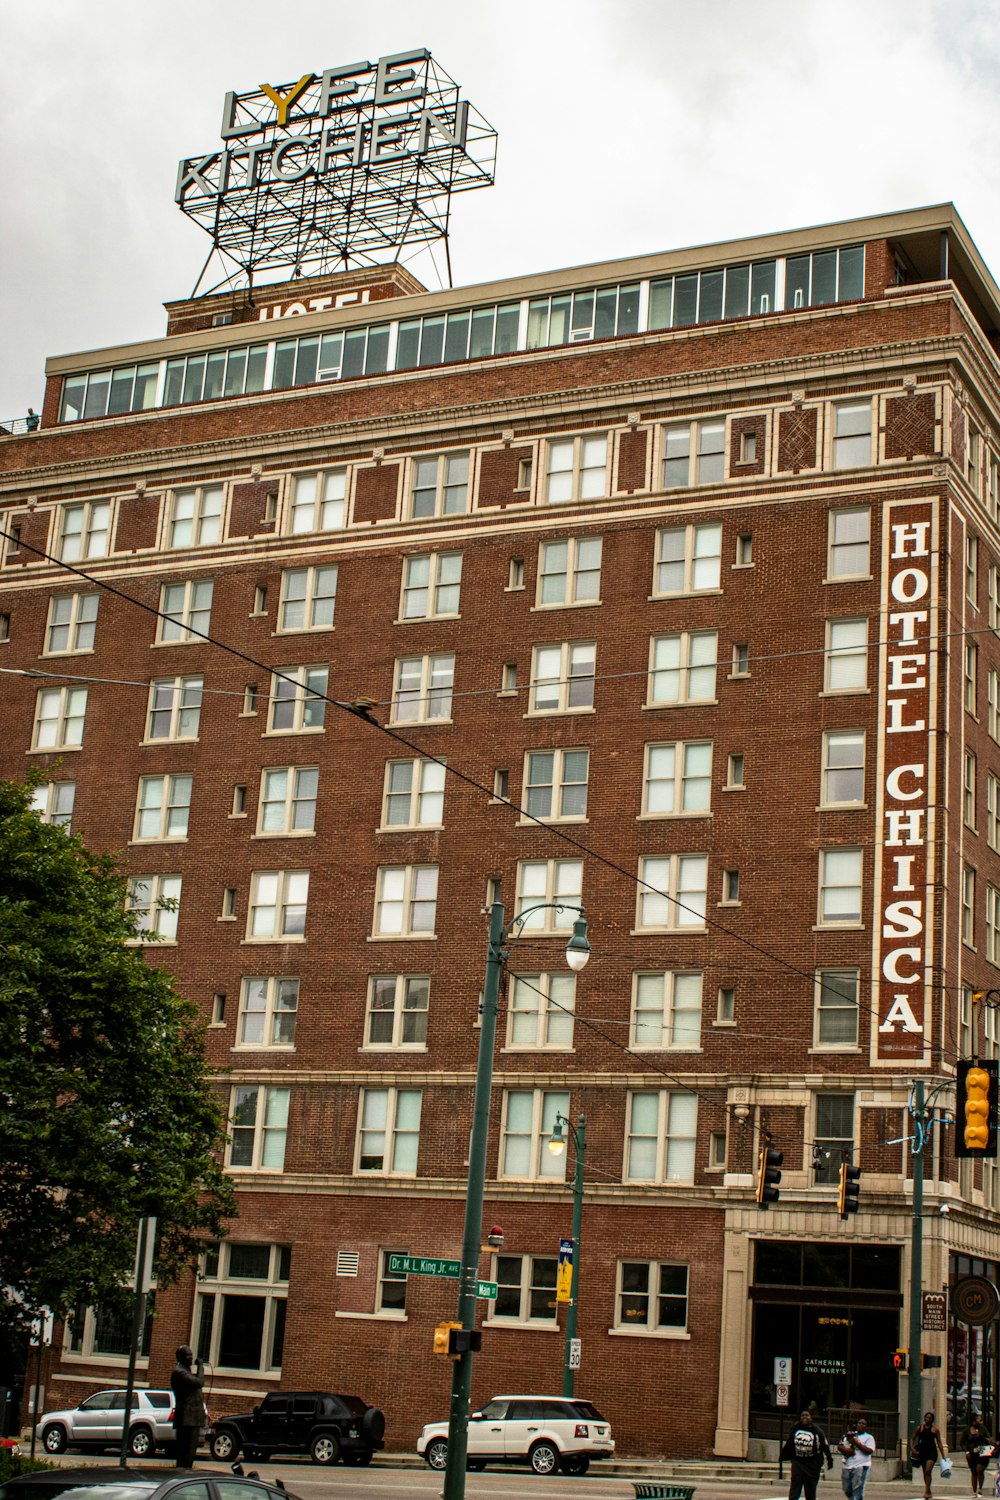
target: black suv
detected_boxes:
[209,1392,385,1466]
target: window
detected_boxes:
[662,420,725,486]
[544,434,608,503]
[273,322,389,385]
[717,986,735,1023]
[650,259,777,327]
[243,684,258,716]
[391,654,455,724]
[721,868,740,903]
[30,780,75,827]
[237,977,299,1047]
[647,632,718,705]
[515,860,583,932]
[268,665,328,732]
[966,642,978,713]
[381,759,445,828]
[134,774,192,841]
[736,533,753,565]
[818,847,863,926]
[288,469,346,533]
[247,870,309,939]
[991,565,1000,634]
[988,773,1000,852]
[815,970,860,1048]
[989,887,1000,965]
[165,341,268,404]
[529,641,596,713]
[500,1089,568,1179]
[615,1261,688,1332]
[785,245,864,309]
[33,686,87,749]
[507,973,576,1049]
[536,537,602,606]
[824,618,868,691]
[0,612,7,642]
[814,1094,855,1184]
[167,485,223,548]
[228,1085,290,1170]
[397,301,519,364]
[963,865,976,946]
[642,741,712,816]
[636,854,708,931]
[991,669,1000,742]
[709,1132,727,1169]
[373,864,439,937]
[625,1092,697,1182]
[127,874,181,941]
[965,750,977,828]
[508,557,525,589]
[66,1292,155,1361]
[277,566,338,632]
[523,748,589,820]
[410,451,469,518]
[194,1241,289,1374]
[365,974,429,1048]
[59,502,111,561]
[493,768,510,800]
[828,508,871,578]
[501,662,517,693]
[257,766,318,834]
[822,730,865,805]
[731,642,750,676]
[146,675,203,741]
[967,535,979,606]
[401,552,462,619]
[653,524,722,595]
[44,593,99,655]
[222,887,237,918]
[832,401,872,469]
[726,753,745,789]
[490,1255,558,1324]
[631,972,702,1048]
[527,284,639,346]
[376,1250,408,1314]
[356,1087,422,1173]
[59,362,159,423]
[157,579,213,643]
[211,992,226,1024]
[739,431,758,464]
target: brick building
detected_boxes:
[3,203,1000,1459]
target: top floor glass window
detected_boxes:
[785,245,864,309]
[650,260,777,328]
[397,305,520,368]
[526,284,640,348]
[59,363,160,423]
[164,345,267,406]
[273,324,390,388]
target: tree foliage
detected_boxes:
[0,777,236,1330]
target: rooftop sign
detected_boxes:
[175,49,497,292]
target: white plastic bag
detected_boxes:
[940,1456,953,1479]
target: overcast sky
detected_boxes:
[3,0,1000,419]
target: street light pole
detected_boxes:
[905,1079,926,1481]
[549,1112,586,1397]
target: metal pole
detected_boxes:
[442,900,506,1500]
[563,1113,585,1398]
[905,1079,926,1480]
[119,1215,153,1466]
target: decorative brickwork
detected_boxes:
[729,415,767,476]
[227,481,277,540]
[884,393,937,459]
[776,406,818,472]
[115,494,161,554]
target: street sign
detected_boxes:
[569,1338,581,1370]
[476,1280,498,1300]
[773,1356,793,1386]
[385,1256,496,1299]
[922,1291,947,1331]
[557,1238,574,1304]
[776,1385,789,1407]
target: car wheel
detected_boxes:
[529,1440,560,1476]
[310,1433,340,1465]
[560,1455,590,1476]
[211,1430,240,1462]
[41,1426,67,1456]
[425,1438,449,1471]
[128,1427,155,1459]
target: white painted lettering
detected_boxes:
[882,900,924,938]
[887,653,927,691]
[882,948,922,985]
[891,854,917,891]
[885,809,926,846]
[886,698,926,733]
[889,610,928,643]
[878,994,924,1033]
[885,764,924,801]
[891,521,931,558]
[891,567,930,603]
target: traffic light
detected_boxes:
[432,1321,482,1359]
[893,1349,908,1372]
[433,1321,461,1358]
[755,1141,783,1208]
[956,1060,999,1158]
[837,1161,861,1219]
[922,1354,942,1370]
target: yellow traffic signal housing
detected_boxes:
[957,1060,999,1158]
[837,1160,861,1219]
[893,1349,908,1372]
[755,1142,783,1209]
[433,1320,462,1358]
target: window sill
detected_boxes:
[217,914,237,923]
[128,837,190,847]
[393,614,461,626]
[334,1310,408,1323]
[207,1020,227,1029]
[376,824,445,835]
[809,1045,862,1055]
[367,933,439,942]
[607,1327,691,1341]
[636,812,712,822]
[823,574,874,585]
[39,649,96,659]
[647,589,723,604]
[388,719,454,729]
[271,627,336,637]
[718,899,741,909]
[641,700,718,712]
[811,922,864,932]
[731,561,755,570]
[141,737,200,748]
[261,727,327,737]
[231,1044,297,1053]
[497,689,519,698]
[629,1045,704,1055]
[516,817,589,828]
[240,935,307,944]
[126,937,177,947]
[252,830,317,839]
[629,926,707,937]
[238,711,259,719]
[229,811,248,820]
[722,784,746,793]
[711,1018,737,1028]
[727,672,751,682]
[530,600,603,613]
[817,802,868,812]
[482,1319,559,1332]
[359,1044,429,1054]
[26,745,83,755]
[818,688,871,698]
[523,707,596,719]
[501,1046,577,1055]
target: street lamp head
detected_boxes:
[547,1120,567,1158]
[564,916,590,972]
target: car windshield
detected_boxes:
[0,1485,161,1500]
[571,1401,606,1421]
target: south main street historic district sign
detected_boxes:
[388,1253,497,1300]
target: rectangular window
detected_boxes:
[636,854,708,931]
[631,972,703,1049]
[401,552,463,619]
[257,766,318,834]
[653,524,722,596]
[247,870,309,940]
[736,532,753,565]
[168,485,223,548]
[507,972,576,1049]
[965,749,977,828]
[288,469,346,533]
[410,452,469,518]
[365,974,430,1048]
[515,860,584,932]
[277,566,338,632]
[722,868,740,903]
[647,631,718,705]
[373,864,439,937]
[268,665,328,732]
[732,642,750,676]
[726,753,745,788]
[642,741,712,815]
[59,501,111,561]
[357,1087,422,1174]
[44,593,99,655]
[662,420,725,487]
[990,565,1000,634]
[814,970,860,1048]
[489,1254,558,1324]
[988,773,1000,852]
[544,434,608,503]
[127,873,181,942]
[966,643,978,713]
[967,535,979,606]
[146,675,203,741]
[194,1241,289,1375]
[822,730,865,805]
[228,1084,290,1170]
[376,1250,408,1314]
[33,686,87,749]
[381,759,446,828]
[818,847,863,926]
[832,401,872,469]
[529,640,596,713]
[717,986,735,1023]
[988,887,1000,965]
[624,1092,697,1182]
[824,618,868,691]
[615,1260,688,1332]
[814,1093,855,1183]
[523,748,589,820]
[157,579,213,643]
[30,780,75,827]
[391,653,455,724]
[828,508,871,578]
[500,1089,569,1179]
[237,977,299,1048]
[134,774,192,841]
[963,865,976,945]
[536,536,603,606]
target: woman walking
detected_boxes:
[911,1411,946,1500]
[961,1415,993,1496]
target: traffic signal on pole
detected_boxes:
[893,1349,908,1372]
[432,1321,482,1359]
[956,1060,999,1158]
[433,1321,461,1358]
[755,1141,783,1208]
[837,1161,861,1219]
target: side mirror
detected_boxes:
[252,1405,260,1417]
[470,1411,483,1421]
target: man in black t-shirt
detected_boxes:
[781,1410,834,1500]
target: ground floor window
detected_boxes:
[66,1291,155,1360]
[194,1242,290,1373]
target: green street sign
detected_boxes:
[386,1256,497,1300]
[476,1280,498,1300]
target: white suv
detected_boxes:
[40,1390,177,1458]
[417,1394,614,1476]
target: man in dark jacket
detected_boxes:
[170,1345,205,1468]
[781,1409,834,1500]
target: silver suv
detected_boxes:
[417,1394,614,1476]
[41,1389,176,1458]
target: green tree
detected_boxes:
[0,777,235,1331]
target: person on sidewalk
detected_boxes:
[170,1345,205,1468]
[781,1409,834,1500]
[911,1410,946,1500]
[961,1415,993,1496]
[838,1416,876,1499]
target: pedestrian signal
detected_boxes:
[956,1060,999,1158]
[433,1321,462,1358]
[893,1349,907,1372]
[837,1161,861,1219]
[755,1142,783,1209]
[432,1321,482,1359]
